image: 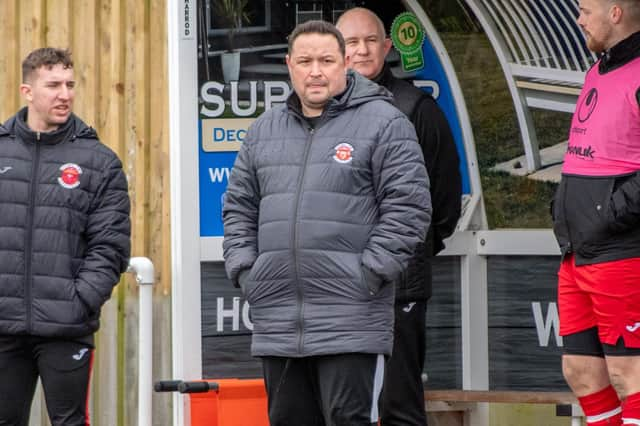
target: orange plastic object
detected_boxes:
[189,378,269,426]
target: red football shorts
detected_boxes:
[558,255,640,348]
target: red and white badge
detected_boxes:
[58,163,83,189]
[333,143,354,164]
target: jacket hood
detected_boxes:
[0,107,98,143]
[286,69,392,117]
[335,69,393,110]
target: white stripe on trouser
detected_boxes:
[622,418,640,425]
[369,354,385,423]
[586,406,622,423]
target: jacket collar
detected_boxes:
[372,63,394,87]
[599,31,640,74]
[1,107,97,145]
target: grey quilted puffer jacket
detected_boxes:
[0,109,131,338]
[223,71,431,357]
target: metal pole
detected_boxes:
[128,257,155,426]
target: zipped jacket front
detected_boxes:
[223,71,432,357]
[0,109,131,338]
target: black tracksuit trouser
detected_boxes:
[0,336,94,426]
[262,353,385,426]
[380,300,428,426]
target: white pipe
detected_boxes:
[128,256,155,284]
[127,257,155,426]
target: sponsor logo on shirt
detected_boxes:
[577,88,598,123]
[566,144,596,160]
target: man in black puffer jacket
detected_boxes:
[0,48,131,425]
[338,8,462,425]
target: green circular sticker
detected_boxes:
[390,12,425,54]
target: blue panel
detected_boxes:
[198,120,239,237]
[414,36,472,195]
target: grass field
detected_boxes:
[440,33,572,228]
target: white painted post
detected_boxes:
[127,257,155,426]
[167,0,204,424]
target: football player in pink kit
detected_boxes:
[552,1,640,425]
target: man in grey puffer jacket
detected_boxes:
[223,20,431,426]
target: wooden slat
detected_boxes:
[124,0,149,260]
[93,1,125,423]
[18,0,45,60]
[97,0,125,156]
[93,298,119,426]
[44,0,71,48]
[426,400,477,413]
[425,390,578,405]
[123,0,150,423]
[146,4,174,420]
[0,1,19,118]
[146,8,172,420]
[149,0,171,297]
[71,0,98,126]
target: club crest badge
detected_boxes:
[333,143,354,164]
[58,163,82,189]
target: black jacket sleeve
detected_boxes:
[411,96,462,254]
[75,156,131,313]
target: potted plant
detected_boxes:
[215,0,250,83]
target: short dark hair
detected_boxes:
[22,48,73,83]
[287,20,345,57]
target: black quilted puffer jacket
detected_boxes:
[0,108,131,338]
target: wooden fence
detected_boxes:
[0,1,172,424]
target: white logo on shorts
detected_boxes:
[402,302,416,313]
[72,348,89,360]
[626,322,640,333]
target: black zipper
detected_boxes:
[25,133,41,333]
[292,126,315,355]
